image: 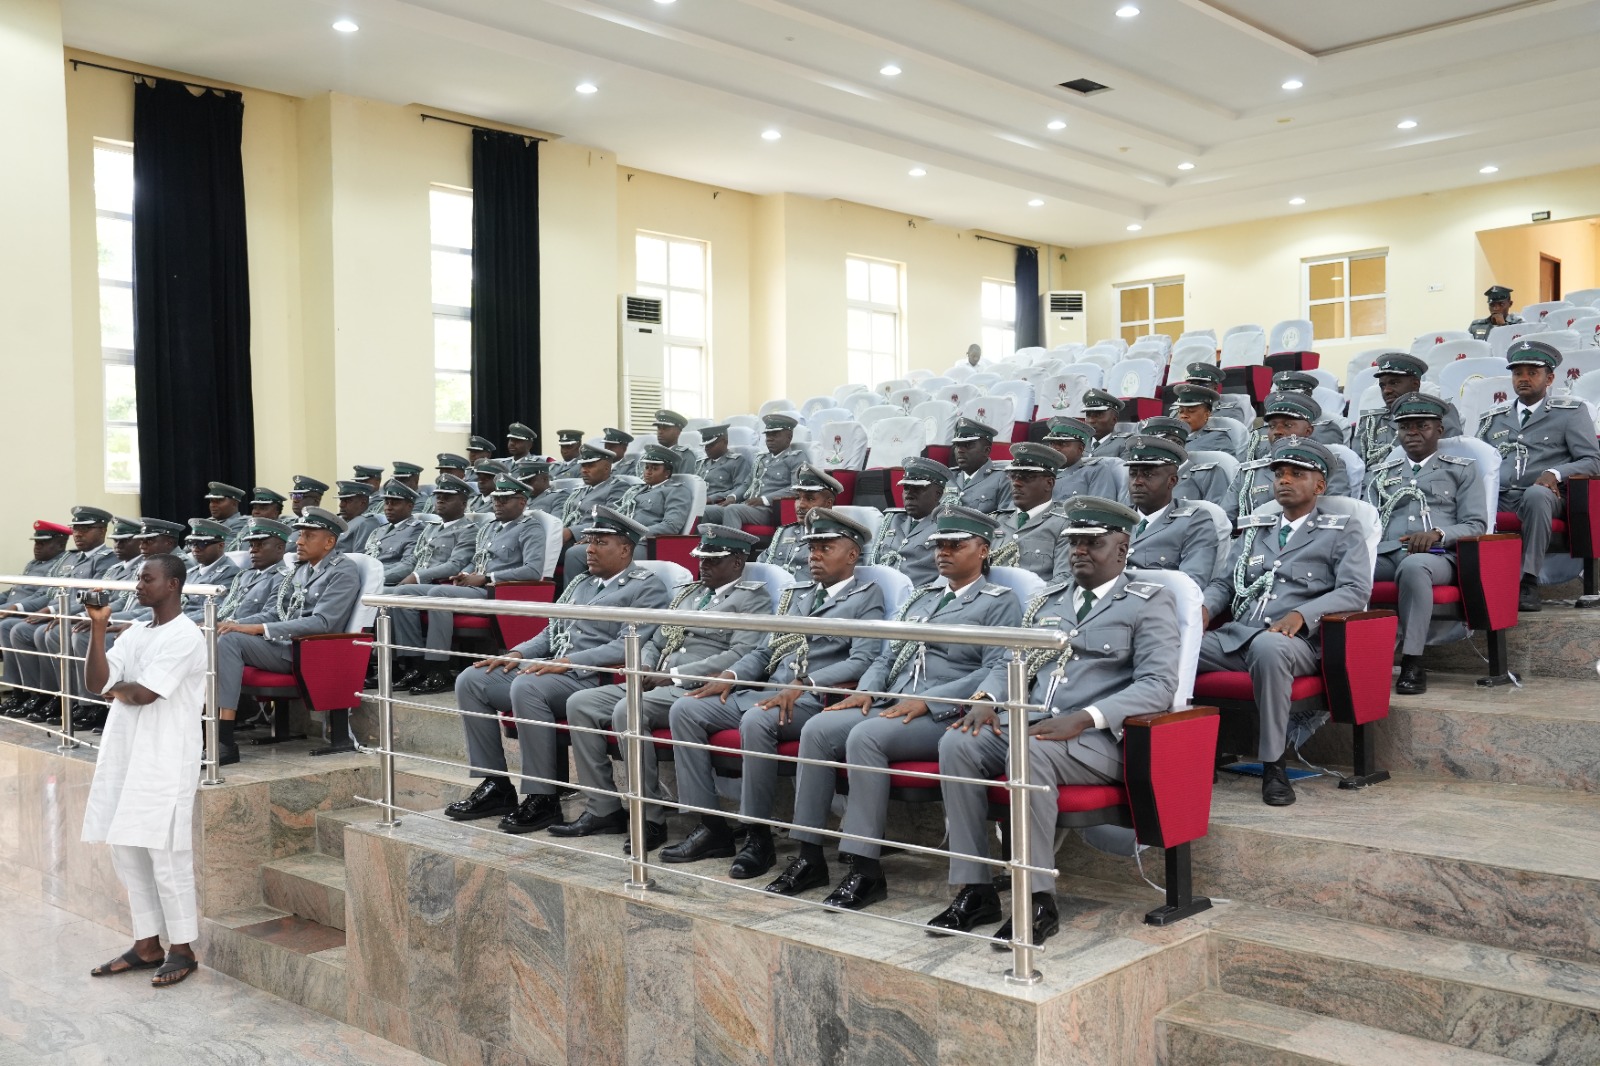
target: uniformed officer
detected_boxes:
[470,460,507,513]
[57,518,144,730]
[1352,352,1465,467]
[757,464,840,578]
[215,507,364,764]
[700,413,809,528]
[180,519,242,623]
[947,417,1014,513]
[334,481,384,551]
[869,457,948,588]
[550,430,585,479]
[1227,393,1353,520]
[217,517,297,627]
[1173,383,1242,457]
[1178,362,1253,426]
[1083,390,1135,459]
[286,475,328,552]
[554,524,771,846]
[665,511,887,877]
[768,505,1021,910]
[556,446,632,580]
[203,483,250,545]
[392,460,432,511]
[1245,372,1345,458]
[426,454,472,515]
[1145,417,1229,509]
[1365,393,1488,695]
[578,445,690,566]
[932,496,1180,941]
[444,507,671,834]
[991,443,1072,582]
[351,465,386,516]
[1200,438,1372,806]
[466,435,496,466]
[248,487,287,520]
[1476,339,1600,610]
[1125,436,1221,588]
[1039,416,1128,504]
[0,520,78,714]
[516,459,569,518]
[697,424,753,508]
[365,481,426,587]
[505,422,538,462]
[652,409,697,470]
[601,427,639,478]
[393,475,550,694]
[386,475,478,688]
[1469,285,1523,340]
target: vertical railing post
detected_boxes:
[1003,650,1042,985]
[622,625,653,890]
[200,596,224,785]
[54,588,74,751]
[374,609,400,828]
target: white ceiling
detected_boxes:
[59,0,1600,246]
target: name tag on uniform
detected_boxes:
[1248,555,1263,567]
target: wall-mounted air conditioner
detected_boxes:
[618,294,665,434]
[1044,290,1088,348]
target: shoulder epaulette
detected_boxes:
[732,579,767,592]
[1185,461,1218,473]
[1373,455,1403,470]
[978,583,1009,597]
[1038,579,1071,597]
[1237,514,1276,529]
[1549,397,1582,410]
[623,565,655,581]
[1169,502,1199,517]
[1485,402,1514,417]
[1240,457,1271,470]
[673,579,698,588]
[1122,581,1162,600]
[1314,513,1351,529]
[1437,453,1472,466]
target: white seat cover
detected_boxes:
[1438,357,1510,402]
[1220,330,1267,367]
[853,564,914,620]
[634,558,692,590]
[985,566,1045,613]
[1269,319,1315,353]
[1124,568,1202,707]
[1106,357,1160,398]
[957,395,1018,441]
[857,404,905,430]
[347,554,385,631]
[740,562,793,610]
[910,399,958,445]
[865,416,931,468]
[816,421,870,469]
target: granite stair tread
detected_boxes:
[202,908,349,1021]
[261,853,348,931]
[315,805,388,858]
[1158,991,1524,1065]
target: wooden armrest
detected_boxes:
[1123,706,1218,731]
[1456,533,1519,543]
[1322,609,1396,623]
[495,579,554,588]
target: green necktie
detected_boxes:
[935,591,955,613]
[698,588,714,609]
[811,587,826,613]
[1134,518,1148,536]
[1520,408,1531,426]
[1279,524,1291,548]
[1015,512,1028,530]
[1411,463,1422,476]
[1076,590,1096,621]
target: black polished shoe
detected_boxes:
[727,831,776,879]
[406,667,456,696]
[393,662,424,689]
[822,871,888,911]
[0,692,23,713]
[1519,581,1542,613]
[927,885,1003,935]
[1262,761,1297,807]
[499,794,562,835]
[659,823,736,863]
[444,777,519,821]
[622,821,669,855]
[990,892,1060,950]
[1395,656,1428,696]
[764,855,829,896]
[218,743,240,767]
[547,810,627,837]
[24,694,58,722]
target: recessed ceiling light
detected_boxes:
[1028,198,1045,207]
[1288,197,1306,205]
[575,82,598,94]
[880,64,902,76]
[1116,4,1140,16]
[1480,165,1499,174]
[332,18,359,32]
[761,129,782,141]
[1397,119,1417,130]
[1177,161,1195,170]
[1281,79,1303,91]
[1046,119,1067,131]
[908,167,926,177]
[1126,223,1142,231]
[654,0,677,4]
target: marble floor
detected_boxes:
[0,887,439,1065]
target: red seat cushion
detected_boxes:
[709,728,743,752]
[1368,581,1461,605]
[1497,511,1566,535]
[777,740,800,758]
[1193,671,1324,702]
[986,781,1129,811]
[241,667,296,689]
[887,760,941,789]
[742,525,778,539]
[454,615,492,630]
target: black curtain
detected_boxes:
[131,78,254,521]
[470,130,542,443]
[1014,245,1043,349]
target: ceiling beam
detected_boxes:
[1167,0,1319,62]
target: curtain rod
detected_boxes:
[974,234,1038,250]
[420,113,547,143]
[69,58,239,96]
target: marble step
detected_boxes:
[262,852,348,931]
[1424,607,1600,682]
[1208,904,1600,1064]
[313,771,477,859]
[1058,774,1600,965]
[1298,675,1600,792]
[1157,991,1522,1065]
[200,905,349,1023]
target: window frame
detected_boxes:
[95,139,138,493]
[635,231,712,418]
[1114,276,1184,346]
[1302,250,1388,343]
[430,184,474,430]
[980,278,1017,362]
[845,254,906,388]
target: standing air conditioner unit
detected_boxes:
[1045,290,1088,348]
[619,294,665,434]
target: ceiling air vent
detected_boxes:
[1059,78,1110,96]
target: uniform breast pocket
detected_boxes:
[1291,560,1332,587]
[1082,622,1132,660]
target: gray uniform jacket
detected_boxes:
[740,445,810,504]
[468,494,495,515]
[613,455,642,479]
[220,512,249,548]
[1090,429,1136,460]
[992,506,1072,583]
[239,552,363,641]
[529,488,570,518]
[1202,505,1372,654]
[219,562,294,623]
[410,517,478,584]
[514,565,671,667]
[1353,403,1464,467]
[363,515,424,585]
[550,458,581,480]
[728,575,886,688]
[1051,456,1127,504]
[618,478,694,537]
[1248,420,1346,460]
[1129,502,1221,588]
[3,554,78,612]
[338,512,384,554]
[559,476,631,531]
[757,524,810,579]
[700,451,754,502]
[857,580,1022,718]
[1173,458,1233,509]
[182,555,243,623]
[1365,454,1487,555]
[475,513,548,583]
[950,460,1014,514]
[50,545,119,614]
[869,511,938,589]
[1469,313,1523,341]
[1226,456,1352,521]
[1476,397,1600,501]
[1214,395,1253,426]
[640,579,773,678]
[1188,423,1241,459]
[978,574,1181,782]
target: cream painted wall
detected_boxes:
[1477,217,1599,309]
[1062,164,1600,381]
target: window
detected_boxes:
[1116,278,1184,346]
[845,255,904,387]
[430,186,473,428]
[95,141,137,491]
[636,233,710,418]
[980,279,1017,362]
[1305,251,1387,342]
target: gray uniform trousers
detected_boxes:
[0,617,39,686]
[667,689,828,824]
[455,665,605,795]
[1374,550,1456,656]
[564,682,682,823]
[1503,484,1559,578]
[700,501,780,527]
[215,633,296,709]
[8,619,59,692]
[389,584,488,662]
[43,627,115,701]
[1196,630,1318,761]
